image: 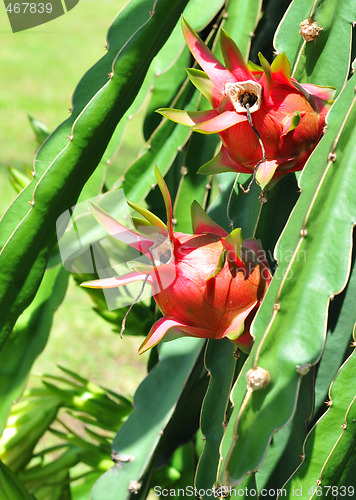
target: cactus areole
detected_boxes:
[157,19,335,189]
[82,167,271,354]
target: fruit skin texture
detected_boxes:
[82,168,271,354]
[150,231,269,350]
[157,19,335,189]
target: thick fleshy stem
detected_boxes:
[239,103,266,193]
[253,192,268,238]
[227,174,240,229]
[120,274,150,338]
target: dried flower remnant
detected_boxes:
[299,18,323,42]
[246,366,271,391]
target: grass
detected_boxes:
[0,0,149,397]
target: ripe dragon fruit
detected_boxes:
[157,19,335,189]
[82,167,271,354]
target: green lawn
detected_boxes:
[0,0,149,397]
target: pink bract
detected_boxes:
[81,167,271,354]
[157,19,335,189]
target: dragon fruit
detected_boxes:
[158,19,335,189]
[82,167,271,354]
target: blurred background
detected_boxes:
[0,0,150,396]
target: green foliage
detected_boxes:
[91,337,205,499]
[274,0,354,91]
[0,367,132,498]
[0,265,68,434]
[1,0,356,498]
[283,330,356,494]
[195,339,240,499]
[0,460,33,500]
[27,116,50,147]
[219,67,356,487]
[0,0,191,350]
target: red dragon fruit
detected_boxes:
[158,19,335,189]
[82,167,271,354]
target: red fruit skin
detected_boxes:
[152,233,268,340]
[81,167,273,354]
[220,83,323,174]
